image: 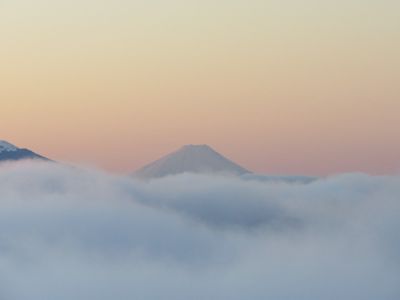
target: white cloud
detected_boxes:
[0,162,399,299]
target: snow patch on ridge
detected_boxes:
[0,140,18,153]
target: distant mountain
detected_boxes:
[133,144,251,179]
[241,173,317,184]
[0,140,50,162]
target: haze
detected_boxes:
[1,162,399,299]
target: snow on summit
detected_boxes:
[133,144,251,179]
[0,140,18,153]
[0,140,49,162]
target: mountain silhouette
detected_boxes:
[133,144,251,179]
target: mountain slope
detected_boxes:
[0,140,49,162]
[133,144,251,179]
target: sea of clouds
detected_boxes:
[0,161,399,300]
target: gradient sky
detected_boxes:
[1,0,399,175]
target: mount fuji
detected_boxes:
[133,144,251,179]
[0,140,50,162]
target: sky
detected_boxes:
[1,0,399,175]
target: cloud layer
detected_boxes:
[0,162,399,300]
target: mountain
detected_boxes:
[0,140,49,162]
[133,144,251,179]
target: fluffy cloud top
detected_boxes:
[0,162,399,300]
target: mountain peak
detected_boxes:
[133,145,251,179]
[181,144,211,149]
[0,140,18,153]
[0,140,49,162]
[179,144,217,153]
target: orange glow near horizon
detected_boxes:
[1,0,399,175]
